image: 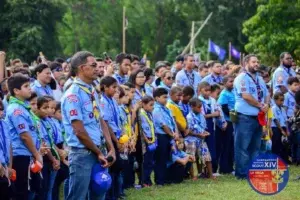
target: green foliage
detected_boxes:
[243,0,300,66]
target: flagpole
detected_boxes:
[122,6,126,53]
[207,38,210,61]
[190,21,195,54]
[229,42,232,61]
[239,52,242,65]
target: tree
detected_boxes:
[243,0,300,66]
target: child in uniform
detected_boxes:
[179,86,195,118]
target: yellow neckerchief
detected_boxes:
[123,106,132,137]
[74,79,100,120]
[139,108,155,143]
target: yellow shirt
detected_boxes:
[166,101,187,130]
[262,108,273,140]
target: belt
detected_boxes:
[237,112,257,119]
[70,145,101,151]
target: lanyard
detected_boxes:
[184,70,194,86]
[199,95,211,114]
[75,80,100,121]
[246,73,262,103]
[9,96,42,149]
[211,74,221,84]
[121,106,132,137]
[135,88,145,99]
[0,121,9,164]
[179,102,189,117]
[140,109,155,143]
[282,66,292,76]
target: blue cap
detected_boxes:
[90,164,112,195]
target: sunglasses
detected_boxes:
[54,67,63,72]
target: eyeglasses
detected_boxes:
[54,67,63,72]
[166,77,172,80]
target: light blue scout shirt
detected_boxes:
[218,89,235,121]
[119,105,128,130]
[5,99,40,156]
[158,82,171,94]
[175,69,202,93]
[234,72,268,116]
[284,91,296,118]
[179,101,190,118]
[171,150,187,165]
[131,88,145,107]
[51,118,65,144]
[271,104,288,128]
[153,102,176,135]
[31,79,53,97]
[0,120,10,166]
[113,73,128,85]
[100,94,122,139]
[144,84,154,97]
[201,73,223,85]
[272,65,296,93]
[40,118,61,146]
[61,78,103,148]
[186,111,206,144]
[63,77,74,92]
[139,110,154,138]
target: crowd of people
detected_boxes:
[0,50,300,200]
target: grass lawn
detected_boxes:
[126,166,300,200]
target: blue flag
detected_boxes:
[230,45,241,59]
[208,40,226,61]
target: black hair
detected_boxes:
[189,97,202,107]
[141,95,154,104]
[154,62,167,72]
[273,92,284,100]
[37,96,50,109]
[55,102,61,112]
[71,51,94,74]
[184,54,193,61]
[131,54,139,62]
[175,55,184,62]
[280,52,290,60]
[28,92,38,102]
[144,68,154,82]
[34,63,50,77]
[44,95,55,101]
[182,86,195,97]
[287,77,299,85]
[222,75,235,85]
[123,82,135,89]
[243,54,257,64]
[211,84,221,93]
[128,69,144,86]
[49,62,62,72]
[170,86,182,95]
[119,86,126,99]
[96,57,104,62]
[54,58,65,64]
[198,81,211,91]
[100,76,117,92]
[198,62,208,71]
[11,66,31,76]
[153,87,168,98]
[7,73,30,96]
[163,61,171,67]
[115,53,132,64]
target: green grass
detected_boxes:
[126,166,300,200]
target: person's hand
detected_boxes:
[0,163,5,177]
[260,104,269,113]
[98,153,109,168]
[52,159,60,171]
[105,64,114,76]
[34,153,43,166]
[222,122,228,131]
[173,133,180,140]
[133,101,142,112]
[106,150,116,166]
[39,143,49,156]
[0,51,6,60]
[213,111,220,117]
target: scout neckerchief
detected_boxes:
[199,95,212,114]
[135,88,145,100]
[139,108,155,143]
[0,120,9,165]
[122,106,132,138]
[9,96,42,149]
[74,79,100,121]
[168,99,185,117]
[211,74,221,84]
[179,102,189,117]
[184,70,195,86]
[41,119,60,161]
[282,65,292,76]
[246,72,262,103]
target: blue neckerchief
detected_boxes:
[246,72,263,103]
[179,101,189,117]
[198,95,211,114]
[184,70,195,85]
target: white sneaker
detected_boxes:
[213,173,222,177]
[231,171,235,176]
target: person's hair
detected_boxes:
[141,95,154,104]
[100,76,117,92]
[184,54,193,61]
[243,54,257,64]
[54,58,65,64]
[144,68,153,82]
[154,61,166,72]
[189,97,202,107]
[44,95,55,101]
[273,92,284,100]
[131,54,139,62]
[123,82,135,89]
[211,61,220,68]
[55,102,61,112]
[175,55,184,62]
[115,53,132,64]
[119,86,126,99]
[153,87,168,98]
[280,52,290,60]
[211,84,221,93]
[287,76,299,85]
[161,70,171,79]
[222,75,235,85]
[67,66,76,79]
[34,63,49,77]
[96,57,103,62]
[163,61,171,67]
[198,62,208,71]
[170,86,182,96]
[182,86,195,97]
[49,62,62,72]
[37,96,50,109]
[70,51,94,74]
[206,60,215,68]
[128,69,144,86]
[28,92,37,102]
[11,66,30,76]
[198,81,211,91]
[7,73,30,96]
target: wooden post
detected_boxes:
[122,7,126,53]
[190,21,195,54]
[207,38,210,61]
[229,42,232,61]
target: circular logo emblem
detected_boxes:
[89,112,94,118]
[247,153,289,195]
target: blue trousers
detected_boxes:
[219,121,234,174]
[235,114,262,179]
[154,134,171,185]
[271,127,289,163]
[143,149,155,185]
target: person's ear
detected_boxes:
[13,88,20,95]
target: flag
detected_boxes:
[230,45,241,59]
[208,40,226,61]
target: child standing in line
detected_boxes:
[198,81,220,173]
[271,92,289,163]
[139,96,155,187]
[179,86,195,118]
